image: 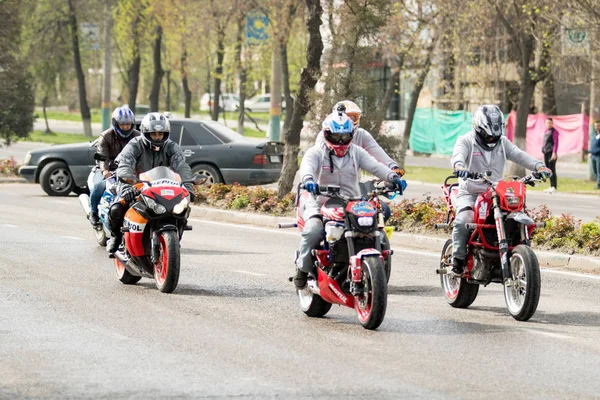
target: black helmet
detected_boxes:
[473,105,504,151]
[140,112,170,150]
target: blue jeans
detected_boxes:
[592,155,600,188]
[90,170,106,214]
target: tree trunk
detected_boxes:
[277,0,324,198]
[379,68,401,122]
[149,25,164,112]
[67,0,92,137]
[281,42,294,133]
[397,39,437,169]
[542,72,557,115]
[235,14,246,135]
[127,52,141,112]
[165,70,171,111]
[181,50,192,118]
[212,29,226,122]
[509,77,536,176]
[42,95,51,134]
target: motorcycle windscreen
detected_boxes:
[140,166,182,183]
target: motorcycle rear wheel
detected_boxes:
[503,245,541,321]
[114,257,141,285]
[154,231,181,293]
[94,226,107,246]
[440,239,479,308]
[298,274,332,318]
[355,256,387,330]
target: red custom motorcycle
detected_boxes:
[113,167,204,293]
[435,171,546,321]
[280,182,398,330]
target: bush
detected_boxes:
[0,157,19,176]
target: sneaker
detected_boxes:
[450,257,465,277]
[293,270,308,289]
[544,187,557,194]
[89,212,100,226]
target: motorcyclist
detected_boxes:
[106,112,194,254]
[88,106,140,226]
[316,100,403,222]
[293,111,407,289]
[449,105,552,277]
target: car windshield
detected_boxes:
[139,166,181,182]
[203,121,252,144]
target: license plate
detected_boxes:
[270,155,281,163]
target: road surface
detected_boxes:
[1,184,599,399]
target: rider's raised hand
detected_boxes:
[121,184,137,203]
[102,170,111,179]
[537,165,553,179]
[391,176,407,195]
[304,180,319,195]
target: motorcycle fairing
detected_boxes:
[496,181,525,211]
[124,208,148,257]
[317,268,355,307]
[346,201,376,217]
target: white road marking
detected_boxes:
[189,218,600,282]
[1,224,18,228]
[61,236,85,241]
[234,270,266,276]
[520,328,572,340]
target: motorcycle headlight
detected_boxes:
[23,152,32,165]
[357,216,374,227]
[144,196,166,214]
[506,196,521,207]
[173,197,189,215]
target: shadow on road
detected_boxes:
[172,284,287,298]
[181,248,264,256]
[388,285,440,297]
[531,311,600,327]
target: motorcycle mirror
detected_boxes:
[93,153,107,161]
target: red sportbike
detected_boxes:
[113,167,204,293]
[435,171,546,321]
[280,182,398,330]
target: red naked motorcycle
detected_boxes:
[280,182,399,330]
[435,171,546,321]
[114,167,204,293]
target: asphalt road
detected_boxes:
[1,184,600,399]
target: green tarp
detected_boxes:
[409,108,473,155]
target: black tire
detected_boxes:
[114,258,141,285]
[298,275,332,318]
[39,161,74,196]
[503,245,541,321]
[154,231,181,293]
[94,227,108,246]
[191,164,223,185]
[355,256,388,330]
[381,230,392,283]
[439,239,479,308]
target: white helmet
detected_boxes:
[140,112,170,150]
[332,100,361,128]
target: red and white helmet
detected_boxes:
[322,112,354,157]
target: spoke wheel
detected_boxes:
[440,239,479,308]
[504,245,541,321]
[355,256,387,330]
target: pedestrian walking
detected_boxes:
[590,120,600,190]
[542,117,559,193]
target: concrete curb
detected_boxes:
[189,205,600,276]
[0,176,27,184]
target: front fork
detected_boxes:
[347,230,383,295]
[492,194,511,284]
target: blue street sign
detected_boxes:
[246,15,268,45]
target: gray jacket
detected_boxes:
[300,143,396,219]
[451,131,543,195]
[316,127,397,169]
[116,137,192,184]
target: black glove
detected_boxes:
[184,184,195,202]
[121,185,136,203]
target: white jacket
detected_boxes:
[315,127,397,169]
[451,131,543,195]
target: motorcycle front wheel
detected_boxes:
[503,245,541,321]
[153,231,181,293]
[355,255,387,330]
[440,239,479,308]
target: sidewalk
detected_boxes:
[188,205,600,276]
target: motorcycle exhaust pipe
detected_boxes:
[78,194,91,215]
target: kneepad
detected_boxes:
[108,203,125,232]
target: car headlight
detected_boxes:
[173,197,189,215]
[357,216,374,227]
[23,152,32,165]
[144,196,166,214]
